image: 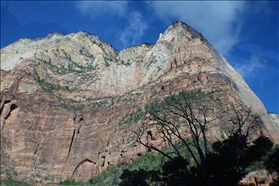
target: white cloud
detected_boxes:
[148,1,246,55]
[239,44,278,63]
[118,12,148,48]
[75,1,128,19]
[234,55,267,79]
[75,2,148,49]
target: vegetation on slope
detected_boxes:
[58,139,278,186]
[60,90,279,186]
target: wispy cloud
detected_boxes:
[75,2,148,49]
[148,1,246,55]
[75,1,128,19]
[118,12,148,48]
[234,55,267,79]
[238,44,278,66]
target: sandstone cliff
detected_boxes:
[1,21,278,185]
[269,113,279,129]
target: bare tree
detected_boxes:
[133,90,224,182]
[132,89,265,186]
[229,104,263,140]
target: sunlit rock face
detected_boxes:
[1,21,278,185]
[269,113,279,129]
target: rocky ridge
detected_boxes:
[1,21,278,185]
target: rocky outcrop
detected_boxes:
[239,170,278,186]
[117,43,153,65]
[1,21,278,185]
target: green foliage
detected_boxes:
[119,169,160,186]
[73,134,276,186]
[265,145,279,186]
[119,89,273,186]
[72,61,96,71]
[201,135,273,186]
[118,108,147,126]
[77,89,276,186]
[117,135,275,186]
[59,103,80,112]
[84,96,111,108]
[161,157,190,186]
[43,82,58,92]
[88,166,121,186]
[37,77,77,93]
[104,56,113,67]
[148,89,220,118]
[128,152,165,171]
[1,168,31,186]
[59,178,84,186]
[2,178,31,186]
[87,152,164,186]
[40,55,96,76]
[142,42,154,47]
[265,145,279,172]
[105,60,110,67]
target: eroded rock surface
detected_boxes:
[239,170,277,186]
[1,21,278,185]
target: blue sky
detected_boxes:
[1,1,278,114]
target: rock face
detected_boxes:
[269,113,279,129]
[1,21,278,185]
[239,170,276,186]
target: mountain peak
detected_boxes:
[1,20,279,185]
[161,21,206,41]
